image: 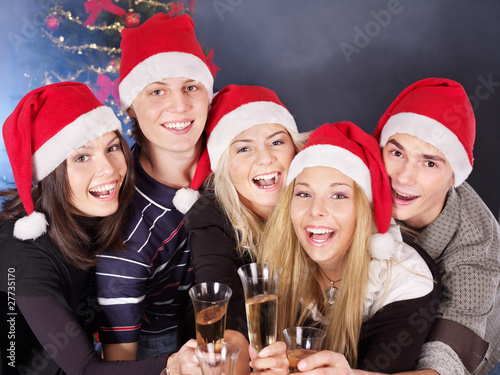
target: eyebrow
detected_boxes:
[231,130,288,146]
[387,139,446,163]
[148,78,195,87]
[295,181,352,188]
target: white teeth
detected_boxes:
[90,183,116,193]
[307,228,334,234]
[164,121,191,129]
[253,172,278,181]
[394,189,414,198]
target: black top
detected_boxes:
[184,191,253,337]
[357,242,442,372]
[0,219,168,375]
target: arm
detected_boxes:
[185,197,249,336]
[95,252,148,359]
[16,295,167,374]
[102,342,138,360]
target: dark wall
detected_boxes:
[192,0,500,217]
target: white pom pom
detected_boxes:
[13,211,48,240]
[369,232,397,260]
[173,188,200,214]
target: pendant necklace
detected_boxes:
[318,266,342,308]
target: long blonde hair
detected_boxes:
[213,130,308,260]
[259,180,374,367]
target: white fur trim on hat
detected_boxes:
[379,112,472,186]
[173,188,200,214]
[207,101,297,171]
[119,52,214,111]
[286,144,373,202]
[13,211,48,240]
[32,106,121,183]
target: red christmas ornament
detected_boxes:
[45,13,61,31]
[124,9,140,28]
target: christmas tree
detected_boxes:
[1,0,218,190]
[16,0,218,128]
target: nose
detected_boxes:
[391,160,416,186]
[165,90,192,113]
[309,196,328,218]
[96,155,115,177]
[256,147,275,167]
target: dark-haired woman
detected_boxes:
[0,82,192,375]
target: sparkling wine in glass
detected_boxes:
[237,262,282,352]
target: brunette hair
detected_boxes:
[0,131,135,269]
[259,181,373,367]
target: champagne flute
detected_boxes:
[237,262,283,352]
[189,282,232,350]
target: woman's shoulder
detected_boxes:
[364,220,436,320]
[184,190,228,229]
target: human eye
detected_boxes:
[424,160,437,168]
[185,84,199,92]
[107,143,122,153]
[271,139,285,146]
[294,191,311,198]
[75,154,90,163]
[151,89,164,96]
[390,149,403,158]
[236,146,250,153]
[331,193,348,199]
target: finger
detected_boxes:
[297,350,350,372]
[251,355,289,372]
[249,344,259,361]
[258,341,287,358]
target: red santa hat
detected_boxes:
[286,122,394,258]
[119,13,214,112]
[205,84,298,172]
[373,77,475,187]
[2,82,122,240]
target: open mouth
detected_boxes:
[163,121,192,130]
[252,172,280,189]
[89,182,117,198]
[392,188,419,201]
[306,227,336,243]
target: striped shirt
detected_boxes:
[96,145,194,343]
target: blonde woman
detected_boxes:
[259,122,442,373]
[184,84,307,373]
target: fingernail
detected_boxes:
[258,348,269,357]
[298,360,307,371]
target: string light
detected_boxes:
[41,29,121,55]
[50,7,125,32]
[134,0,173,12]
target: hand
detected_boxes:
[249,341,289,374]
[167,339,200,375]
[295,350,354,374]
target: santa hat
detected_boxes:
[206,84,298,172]
[119,13,214,112]
[2,82,122,240]
[373,77,475,187]
[286,122,395,259]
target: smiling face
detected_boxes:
[128,76,209,156]
[66,131,128,217]
[382,132,455,229]
[290,166,357,274]
[227,123,296,220]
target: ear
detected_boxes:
[126,105,136,119]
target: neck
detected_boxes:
[317,263,344,290]
[138,140,202,188]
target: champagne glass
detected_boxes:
[194,342,241,375]
[189,282,232,350]
[237,262,283,352]
[283,326,326,373]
